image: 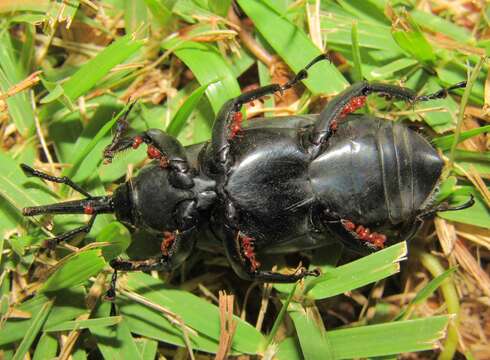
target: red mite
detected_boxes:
[340,96,366,118]
[342,219,387,249]
[132,136,143,149]
[342,220,356,231]
[229,111,243,139]
[330,96,367,132]
[161,231,176,256]
[240,234,260,271]
[83,204,94,215]
[147,145,161,159]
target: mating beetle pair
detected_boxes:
[22,54,473,296]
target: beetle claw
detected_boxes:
[307,268,321,277]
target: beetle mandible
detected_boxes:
[21,54,474,297]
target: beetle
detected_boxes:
[21,54,473,297]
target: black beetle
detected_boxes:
[21,54,473,295]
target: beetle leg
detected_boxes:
[387,195,474,253]
[104,128,194,189]
[21,164,92,198]
[223,228,319,282]
[309,81,467,156]
[210,54,329,173]
[419,194,475,218]
[109,256,172,273]
[106,227,196,299]
[103,101,137,162]
[105,255,172,300]
[42,215,96,250]
[222,200,319,282]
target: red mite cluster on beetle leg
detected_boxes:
[160,231,176,256]
[240,234,260,271]
[147,145,169,168]
[342,220,387,249]
[132,136,169,168]
[340,96,367,118]
[229,111,243,139]
[146,145,161,159]
[329,96,367,132]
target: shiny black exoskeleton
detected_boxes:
[21,55,473,291]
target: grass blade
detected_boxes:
[350,20,363,82]
[12,300,54,360]
[90,302,142,360]
[288,302,334,359]
[40,250,106,293]
[0,288,87,346]
[410,10,472,43]
[0,31,35,136]
[395,267,458,321]
[237,0,347,95]
[391,12,436,65]
[327,315,451,358]
[45,316,122,332]
[433,125,490,150]
[119,272,264,354]
[279,242,407,299]
[169,41,241,114]
[32,333,58,360]
[166,82,211,136]
[41,33,144,105]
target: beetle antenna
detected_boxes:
[21,164,92,198]
[21,164,115,248]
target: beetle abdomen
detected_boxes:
[309,115,443,225]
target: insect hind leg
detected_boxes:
[210,53,329,173]
[419,194,474,219]
[309,81,467,156]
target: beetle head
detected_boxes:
[112,164,216,234]
[112,165,192,233]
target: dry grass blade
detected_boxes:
[0,71,42,100]
[216,291,237,360]
[452,163,490,207]
[255,283,272,331]
[31,94,55,174]
[227,7,274,67]
[456,224,490,250]
[453,240,490,298]
[435,217,458,255]
[484,63,490,116]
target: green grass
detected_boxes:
[0,1,489,359]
